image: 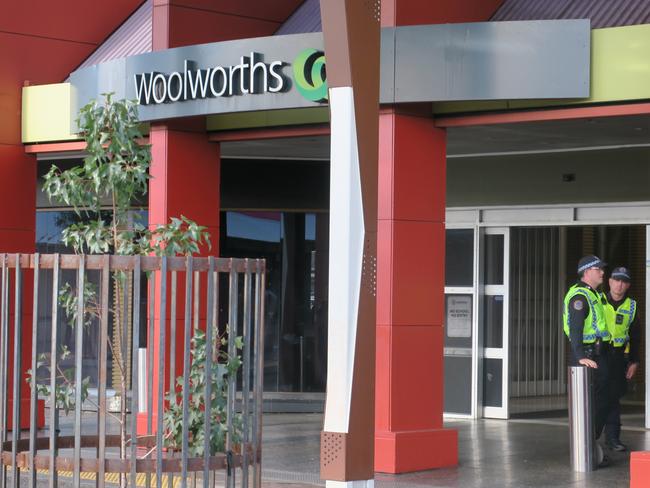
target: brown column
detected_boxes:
[319,0,380,483]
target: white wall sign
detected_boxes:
[447,295,472,338]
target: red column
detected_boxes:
[631,452,650,488]
[137,126,220,432]
[375,109,457,473]
[140,0,277,434]
[0,144,43,428]
[373,0,506,473]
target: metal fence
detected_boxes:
[0,253,265,488]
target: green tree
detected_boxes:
[27,93,237,486]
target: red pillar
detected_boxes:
[375,109,457,473]
[373,0,506,473]
[0,144,43,428]
[631,452,650,488]
[137,126,220,432]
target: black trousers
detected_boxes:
[584,346,615,440]
[605,348,627,441]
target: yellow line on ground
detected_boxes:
[8,466,184,487]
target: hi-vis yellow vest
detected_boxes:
[604,296,636,348]
[562,284,610,343]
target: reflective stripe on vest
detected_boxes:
[604,296,636,348]
[562,285,610,343]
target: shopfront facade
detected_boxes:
[5,0,650,474]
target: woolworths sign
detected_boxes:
[69,32,329,123]
[69,24,589,124]
[133,49,328,106]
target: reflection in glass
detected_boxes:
[445,229,474,287]
[444,356,472,414]
[484,234,504,285]
[36,209,330,395]
[483,358,503,407]
[484,295,503,348]
[221,211,329,393]
[35,210,149,390]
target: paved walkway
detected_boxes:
[262,412,646,488]
[10,408,646,487]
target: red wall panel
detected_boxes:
[0,1,141,44]
[390,220,444,326]
[382,0,505,26]
[168,5,279,47]
[159,0,304,24]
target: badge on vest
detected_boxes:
[573,300,584,310]
[616,313,625,325]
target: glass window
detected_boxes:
[484,234,504,285]
[444,356,472,414]
[445,229,474,287]
[483,295,504,348]
[35,209,149,391]
[483,358,503,407]
[221,211,329,393]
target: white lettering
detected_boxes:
[133,52,290,105]
[239,56,250,94]
[134,73,154,105]
[168,71,184,102]
[187,68,212,99]
[152,73,168,103]
[268,61,285,93]
[228,65,237,96]
[210,66,228,97]
[249,52,268,94]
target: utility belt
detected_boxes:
[583,338,611,358]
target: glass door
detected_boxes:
[480,227,510,419]
[444,227,477,417]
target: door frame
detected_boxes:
[479,227,510,419]
[443,224,480,419]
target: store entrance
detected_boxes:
[508,225,646,421]
[443,223,647,422]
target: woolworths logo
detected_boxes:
[292,49,328,103]
[132,49,328,106]
[134,53,288,105]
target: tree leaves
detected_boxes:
[43,94,211,258]
[35,92,225,459]
[163,328,244,456]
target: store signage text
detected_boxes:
[134,52,288,105]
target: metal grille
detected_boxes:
[491,0,650,28]
[509,228,566,398]
[0,253,265,488]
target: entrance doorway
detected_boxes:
[443,222,647,423]
[509,225,647,419]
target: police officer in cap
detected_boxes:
[563,255,613,455]
[604,266,640,451]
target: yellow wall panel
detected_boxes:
[22,83,79,144]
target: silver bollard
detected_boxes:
[568,366,595,471]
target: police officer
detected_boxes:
[603,266,640,451]
[563,255,613,452]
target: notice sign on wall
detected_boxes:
[446,295,472,338]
